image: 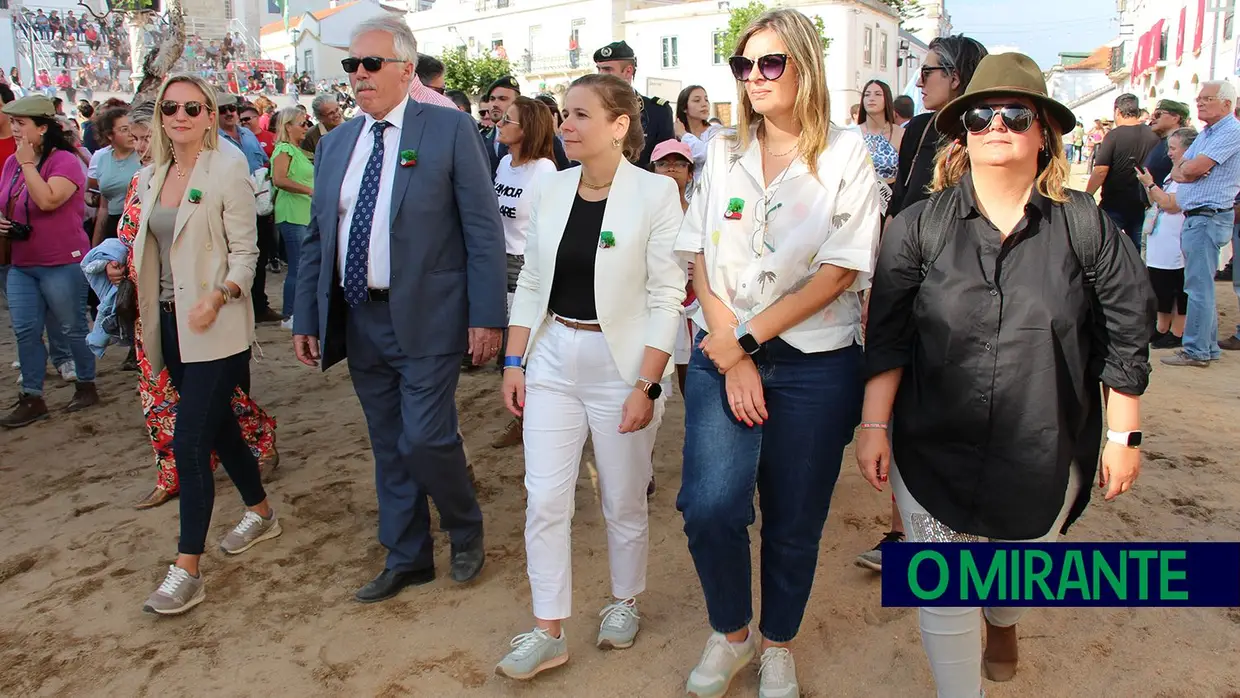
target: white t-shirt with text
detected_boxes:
[494,154,556,256]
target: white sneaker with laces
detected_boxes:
[219,510,282,554]
[686,631,755,697]
[495,627,568,680]
[596,597,640,649]
[142,564,205,615]
[758,647,799,698]
[57,361,77,382]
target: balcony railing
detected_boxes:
[522,50,587,75]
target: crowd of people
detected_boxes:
[2,7,1239,698]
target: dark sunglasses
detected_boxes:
[728,53,789,82]
[239,115,253,123]
[217,104,237,114]
[341,56,407,73]
[962,104,1037,134]
[919,65,950,81]
[160,100,209,118]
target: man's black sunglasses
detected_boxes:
[962,104,1037,134]
[341,56,407,74]
[218,104,237,114]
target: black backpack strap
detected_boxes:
[1063,189,1104,289]
[915,188,960,280]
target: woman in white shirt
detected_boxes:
[674,84,722,194]
[495,73,685,681]
[491,96,558,448]
[674,10,881,697]
[1137,126,1198,349]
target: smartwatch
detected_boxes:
[734,321,761,355]
[636,377,663,400]
[1106,429,1142,448]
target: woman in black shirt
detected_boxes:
[860,54,1154,696]
[496,74,686,680]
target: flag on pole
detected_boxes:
[269,0,289,29]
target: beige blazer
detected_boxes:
[508,158,687,385]
[132,142,259,375]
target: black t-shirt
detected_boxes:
[548,194,607,321]
[1143,137,1172,187]
[1095,124,1160,214]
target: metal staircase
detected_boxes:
[11,11,59,82]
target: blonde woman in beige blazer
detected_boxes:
[495,74,686,680]
[134,74,282,617]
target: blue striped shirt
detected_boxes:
[1176,114,1240,210]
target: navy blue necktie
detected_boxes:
[343,120,390,307]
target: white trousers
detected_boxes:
[891,462,1083,698]
[522,319,665,620]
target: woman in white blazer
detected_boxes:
[135,74,282,617]
[495,74,686,680]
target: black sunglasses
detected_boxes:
[218,104,237,114]
[919,65,950,81]
[341,56,407,74]
[962,104,1037,134]
[728,53,789,82]
[160,100,209,118]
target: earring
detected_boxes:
[611,137,621,149]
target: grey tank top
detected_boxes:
[148,205,177,302]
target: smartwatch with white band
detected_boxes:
[1106,429,1142,448]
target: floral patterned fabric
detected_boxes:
[118,175,277,494]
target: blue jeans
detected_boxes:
[276,221,306,318]
[6,264,97,395]
[0,264,71,366]
[1181,211,1233,360]
[1104,206,1145,254]
[1065,144,1076,163]
[1232,221,1240,340]
[677,336,862,642]
[160,308,266,556]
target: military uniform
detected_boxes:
[593,40,675,169]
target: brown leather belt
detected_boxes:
[554,316,602,332]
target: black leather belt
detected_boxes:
[365,288,390,302]
[1184,207,1232,218]
[159,300,176,314]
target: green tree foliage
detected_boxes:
[441,48,514,95]
[718,1,832,58]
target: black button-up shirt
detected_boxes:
[865,175,1155,540]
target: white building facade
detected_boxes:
[261,0,406,82]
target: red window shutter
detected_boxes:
[1195,0,1206,54]
[1177,7,1187,62]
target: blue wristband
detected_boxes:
[503,355,524,369]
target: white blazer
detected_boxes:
[509,158,687,385]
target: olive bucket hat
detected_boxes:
[1,94,56,118]
[935,52,1077,138]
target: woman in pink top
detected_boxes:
[0,94,99,428]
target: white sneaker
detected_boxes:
[597,597,640,649]
[9,360,18,370]
[57,361,77,382]
[280,316,294,331]
[686,631,755,697]
[758,647,799,698]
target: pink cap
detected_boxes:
[650,139,693,164]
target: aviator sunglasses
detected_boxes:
[728,53,789,82]
[160,100,209,118]
[961,104,1037,134]
[341,56,408,73]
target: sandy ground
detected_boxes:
[3,272,1240,696]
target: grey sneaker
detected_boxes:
[495,628,569,680]
[219,510,282,555]
[1160,350,1210,368]
[759,647,799,698]
[855,531,904,572]
[142,565,205,615]
[597,597,640,649]
[687,631,755,697]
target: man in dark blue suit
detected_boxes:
[293,17,507,603]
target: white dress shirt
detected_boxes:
[674,125,882,353]
[337,97,409,289]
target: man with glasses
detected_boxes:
[1086,93,1160,252]
[593,40,673,168]
[481,75,570,179]
[1163,81,1240,364]
[302,94,344,156]
[293,16,506,603]
[408,54,457,110]
[239,102,274,157]
[217,93,281,322]
[1144,99,1191,187]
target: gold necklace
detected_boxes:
[580,176,613,191]
[760,123,798,158]
[172,149,201,179]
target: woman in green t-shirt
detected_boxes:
[270,106,314,326]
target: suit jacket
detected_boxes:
[484,127,571,178]
[509,159,686,385]
[638,92,675,169]
[132,142,259,375]
[294,98,507,371]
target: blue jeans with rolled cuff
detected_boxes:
[6,263,96,396]
[277,222,306,319]
[677,334,862,643]
[1181,211,1233,360]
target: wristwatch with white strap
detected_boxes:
[1106,430,1142,448]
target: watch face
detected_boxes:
[739,333,760,354]
[647,382,663,400]
[1128,431,1142,447]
